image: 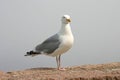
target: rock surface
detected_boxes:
[0,62,120,80]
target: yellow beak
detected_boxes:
[66,19,71,22]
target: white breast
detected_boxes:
[50,34,74,57]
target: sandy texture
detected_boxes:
[0,71,11,80]
[0,62,120,80]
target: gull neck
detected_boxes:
[58,23,72,35]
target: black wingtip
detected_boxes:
[24,52,31,56]
[24,51,40,56]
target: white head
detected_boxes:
[61,15,71,24]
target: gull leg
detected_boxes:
[56,56,59,69]
[58,55,61,69]
[56,55,65,70]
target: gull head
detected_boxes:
[61,15,71,24]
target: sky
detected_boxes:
[0,0,120,72]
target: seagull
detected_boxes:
[25,15,74,70]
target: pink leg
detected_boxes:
[56,55,66,70]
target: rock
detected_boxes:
[0,71,10,80]
[0,62,120,80]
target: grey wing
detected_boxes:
[35,34,61,54]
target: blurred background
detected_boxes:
[0,0,120,72]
